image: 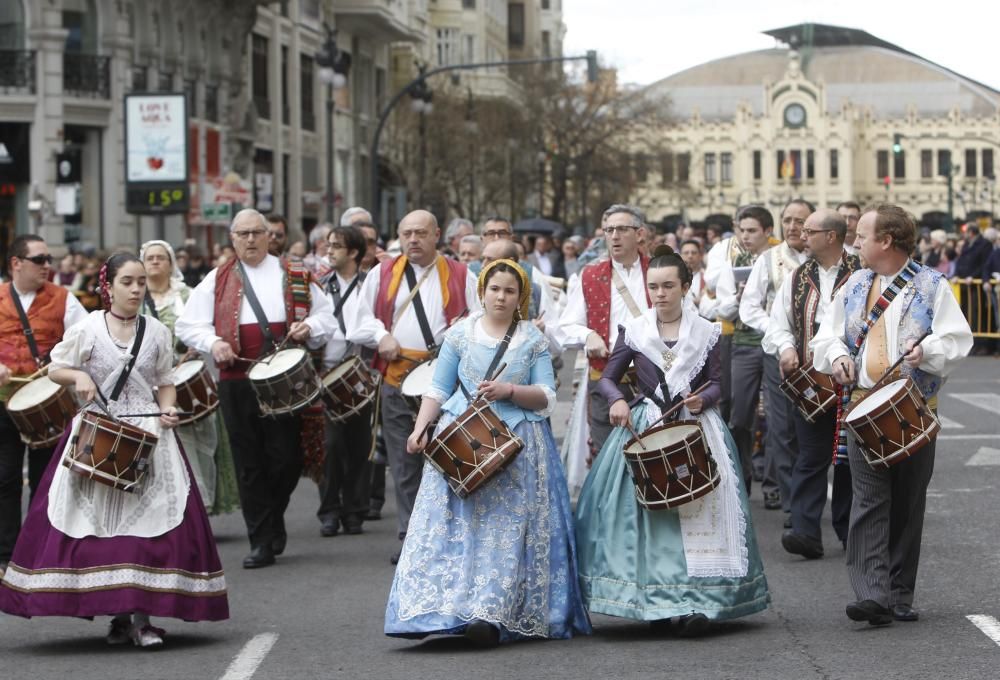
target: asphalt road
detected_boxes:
[2,355,998,680]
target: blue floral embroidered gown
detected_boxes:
[384,313,591,642]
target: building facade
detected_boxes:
[636,25,1000,230]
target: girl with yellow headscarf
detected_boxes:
[385,259,591,647]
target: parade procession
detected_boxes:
[0,2,998,678]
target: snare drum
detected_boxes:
[6,376,78,448]
[171,359,219,425]
[320,355,380,422]
[845,377,940,469]
[780,365,839,423]
[424,397,524,498]
[63,411,158,492]
[623,420,720,510]
[248,348,322,416]
[399,358,438,412]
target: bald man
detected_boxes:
[349,210,480,563]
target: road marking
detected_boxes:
[951,393,1000,416]
[966,447,1000,466]
[219,633,278,680]
[938,434,999,440]
[967,615,1000,647]
[937,414,964,429]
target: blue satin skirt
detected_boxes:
[575,404,770,621]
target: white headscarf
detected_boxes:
[139,239,185,284]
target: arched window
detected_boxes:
[62,0,98,53]
[0,0,26,50]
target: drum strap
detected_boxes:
[109,315,146,402]
[238,260,278,356]
[327,274,360,337]
[143,290,159,320]
[456,319,518,402]
[403,263,438,351]
[10,287,42,367]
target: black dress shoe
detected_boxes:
[846,600,892,626]
[320,518,340,537]
[342,520,363,535]
[390,549,401,565]
[781,530,824,559]
[763,492,782,510]
[783,515,792,529]
[272,532,287,555]
[464,620,500,648]
[243,546,276,569]
[891,603,919,622]
[365,508,382,521]
[675,613,710,637]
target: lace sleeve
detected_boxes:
[426,323,464,404]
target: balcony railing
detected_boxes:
[0,50,36,95]
[63,53,111,98]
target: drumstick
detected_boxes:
[8,376,35,384]
[868,329,933,394]
[624,420,647,451]
[9,365,49,383]
[117,411,194,418]
[643,381,711,432]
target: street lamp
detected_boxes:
[409,64,433,206]
[316,24,351,223]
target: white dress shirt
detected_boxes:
[12,283,89,333]
[713,261,743,322]
[704,236,740,292]
[762,259,843,357]
[551,257,649,351]
[810,264,973,387]
[685,270,706,313]
[347,257,480,351]
[321,271,365,368]
[740,244,808,335]
[533,251,554,276]
[175,254,333,354]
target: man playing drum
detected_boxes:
[176,209,334,569]
[316,225,373,537]
[0,235,87,577]
[763,210,861,559]
[811,203,972,626]
[552,204,651,458]
[348,210,479,564]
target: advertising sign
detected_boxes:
[124,93,189,214]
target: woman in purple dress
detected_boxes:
[0,253,228,648]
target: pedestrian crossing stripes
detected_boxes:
[967,615,1000,648]
[950,393,1000,417]
[965,447,1000,466]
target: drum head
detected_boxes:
[323,356,360,385]
[625,423,700,454]
[8,377,62,410]
[249,348,306,380]
[172,360,205,383]
[846,378,908,421]
[400,359,437,397]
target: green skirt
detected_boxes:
[574,404,770,621]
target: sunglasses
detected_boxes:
[20,254,53,266]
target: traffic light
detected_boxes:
[586,50,599,83]
[892,134,903,155]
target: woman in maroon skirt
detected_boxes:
[0,252,228,648]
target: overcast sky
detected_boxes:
[563,0,1000,90]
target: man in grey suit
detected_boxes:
[811,204,972,626]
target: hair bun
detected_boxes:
[652,244,675,258]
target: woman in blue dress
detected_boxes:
[575,247,770,635]
[385,258,591,647]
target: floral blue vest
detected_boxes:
[842,263,943,400]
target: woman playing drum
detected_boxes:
[0,253,228,648]
[140,240,240,516]
[386,259,591,647]
[575,246,770,635]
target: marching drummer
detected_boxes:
[348,209,479,565]
[811,203,972,626]
[575,246,770,635]
[316,225,373,538]
[0,235,87,578]
[176,209,334,569]
[762,209,861,559]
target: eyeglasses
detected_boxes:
[482,229,512,239]
[801,228,835,237]
[19,254,53,266]
[232,229,267,240]
[267,229,286,239]
[602,225,639,236]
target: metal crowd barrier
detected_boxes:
[950,278,1000,338]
